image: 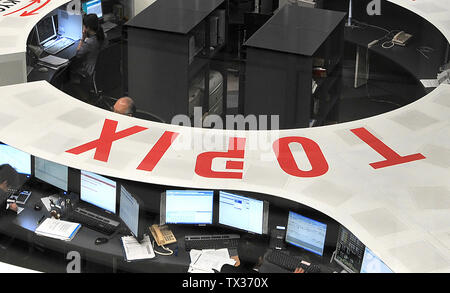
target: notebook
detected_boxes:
[35,218,81,241]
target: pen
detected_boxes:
[37,215,46,224]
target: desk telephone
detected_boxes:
[392,31,412,46]
[150,224,176,246]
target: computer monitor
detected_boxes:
[119,185,144,239]
[218,191,269,235]
[285,211,327,257]
[80,170,117,214]
[333,225,365,273]
[34,157,68,191]
[160,190,214,225]
[82,0,103,19]
[0,143,31,176]
[360,247,393,273]
[36,15,57,45]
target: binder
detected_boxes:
[35,218,81,241]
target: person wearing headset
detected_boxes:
[66,13,107,102]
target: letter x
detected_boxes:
[66,119,147,162]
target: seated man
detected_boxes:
[113,97,136,117]
[0,164,20,216]
[220,235,305,273]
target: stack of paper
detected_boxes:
[35,218,81,241]
[188,249,236,273]
[121,235,155,262]
[38,55,69,70]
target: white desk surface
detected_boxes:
[0,0,449,273]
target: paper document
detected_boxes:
[41,195,60,212]
[16,206,24,214]
[121,235,155,261]
[188,249,236,273]
[420,79,439,88]
[39,55,69,66]
[35,218,81,241]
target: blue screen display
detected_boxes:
[83,0,103,18]
[0,144,31,176]
[286,211,327,256]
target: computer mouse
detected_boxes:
[95,237,109,245]
[34,203,42,211]
[38,67,48,73]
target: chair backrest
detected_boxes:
[93,43,122,94]
[134,110,166,123]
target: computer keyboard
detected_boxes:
[266,250,321,273]
[67,208,119,236]
[44,38,75,55]
[184,234,240,251]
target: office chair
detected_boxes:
[90,43,123,109]
[134,110,166,123]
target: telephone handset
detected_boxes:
[150,224,177,246]
[392,31,412,46]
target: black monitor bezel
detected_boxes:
[119,184,146,241]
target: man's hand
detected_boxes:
[9,203,18,212]
[294,267,305,273]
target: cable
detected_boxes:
[352,19,402,50]
[151,240,174,256]
[417,46,434,59]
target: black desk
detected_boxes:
[1,184,343,273]
[345,23,444,84]
[27,41,79,85]
[27,24,124,85]
[4,189,190,273]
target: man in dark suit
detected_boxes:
[0,164,20,215]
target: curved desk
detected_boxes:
[0,0,449,273]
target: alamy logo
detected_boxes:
[367,0,382,16]
[66,251,81,273]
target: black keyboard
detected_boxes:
[266,250,321,273]
[67,210,118,236]
[184,234,240,251]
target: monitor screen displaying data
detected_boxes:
[34,157,68,191]
[0,144,31,176]
[334,225,365,273]
[360,247,393,273]
[119,186,140,237]
[219,191,268,234]
[286,211,327,256]
[80,170,116,213]
[36,16,56,45]
[83,0,103,18]
[163,190,214,225]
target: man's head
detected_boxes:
[0,164,19,192]
[237,236,267,269]
[113,97,136,116]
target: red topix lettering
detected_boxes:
[350,127,425,169]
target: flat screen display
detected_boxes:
[0,143,31,176]
[286,211,327,256]
[119,185,140,237]
[36,16,56,45]
[80,170,116,214]
[34,157,68,191]
[163,190,214,225]
[83,0,103,18]
[360,247,394,273]
[219,191,268,234]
